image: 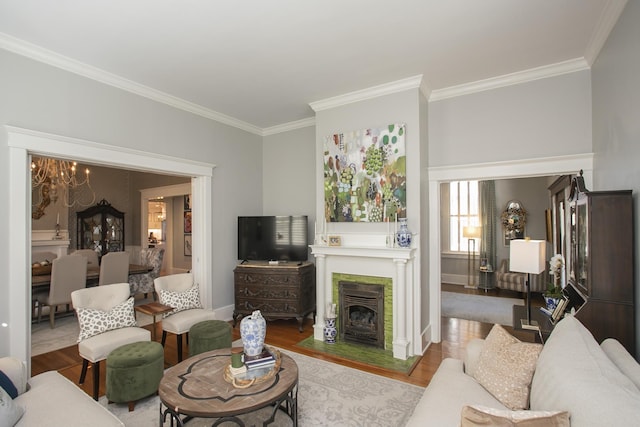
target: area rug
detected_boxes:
[441,291,523,326]
[295,335,419,374]
[99,348,424,427]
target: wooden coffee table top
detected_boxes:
[159,348,298,419]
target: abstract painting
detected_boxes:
[323,124,406,222]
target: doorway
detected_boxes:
[8,126,214,365]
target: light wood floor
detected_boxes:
[31,286,537,398]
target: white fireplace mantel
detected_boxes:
[310,243,417,360]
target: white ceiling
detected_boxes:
[0,0,627,134]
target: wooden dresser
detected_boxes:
[233,261,315,332]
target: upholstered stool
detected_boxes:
[188,320,232,357]
[106,341,164,411]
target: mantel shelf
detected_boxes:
[309,244,416,260]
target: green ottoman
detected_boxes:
[188,320,232,357]
[106,341,164,411]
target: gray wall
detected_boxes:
[429,70,593,167]
[591,0,640,354]
[0,49,263,356]
[262,126,316,258]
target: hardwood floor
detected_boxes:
[31,287,537,398]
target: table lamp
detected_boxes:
[510,238,546,330]
[463,226,481,288]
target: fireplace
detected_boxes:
[339,281,385,348]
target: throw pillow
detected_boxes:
[472,324,543,410]
[0,371,17,399]
[0,385,24,427]
[460,405,570,427]
[159,285,202,317]
[76,297,137,342]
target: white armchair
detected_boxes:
[71,283,150,400]
[154,273,216,362]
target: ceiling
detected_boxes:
[0,0,627,134]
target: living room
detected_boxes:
[2,1,640,424]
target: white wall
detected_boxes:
[0,49,263,357]
[591,0,640,355]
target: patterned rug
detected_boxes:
[441,291,524,326]
[100,348,424,426]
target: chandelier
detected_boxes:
[31,157,96,211]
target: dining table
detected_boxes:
[31,263,153,289]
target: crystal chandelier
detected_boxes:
[31,157,96,208]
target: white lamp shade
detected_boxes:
[463,226,481,239]
[510,239,546,274]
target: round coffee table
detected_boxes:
[158,348,298,427]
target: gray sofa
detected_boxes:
[0,357,123,426]
[406,315,640,426]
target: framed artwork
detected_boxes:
[184,234,192,257]
[328,235,342,246]
[184,194,191,211]
[184,211,192,234]
[323,124,406,222]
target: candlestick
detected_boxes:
[56,213,60,225]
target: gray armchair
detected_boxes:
[495,259,545,293]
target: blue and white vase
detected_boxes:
[324,317,337,344]
[396,218,412,248]
[240,310,266,357]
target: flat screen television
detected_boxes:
[237,216,308,262]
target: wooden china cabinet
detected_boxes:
[76,199,125,257]
[567,172,635,355]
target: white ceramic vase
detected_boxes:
[240,310,266,357]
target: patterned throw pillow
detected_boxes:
[76,297,137,342]
[472,324,543,410]
[460,405,570,426]
[0,385,24,427]
[159,285,202,317]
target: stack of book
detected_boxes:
[243,348,276,370]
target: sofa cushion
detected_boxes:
[405,358,508,427]
[0,359,27,396]
[76,297,137,342]
[472,324,543,410]
[530,315,640,426]
[159,284,202,317]
[460,405,570,426]
[14,371,123,426]
[600,338,640,391]
[0,385,24,427]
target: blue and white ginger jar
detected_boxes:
[396,218,412,248]
[240,310,266,357]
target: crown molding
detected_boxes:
[262,117,316,136]
[583,0,628,65]
[429,58,590,102]
[0,32,263,136]
[309,75,424,112]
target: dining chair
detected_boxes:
[31,251,58,318]
[154,273,216,362]
[71,248,100,267]
[98,251,130,286]
[71,282,151,400]
[128,247,165,298]
[36,255,88,328]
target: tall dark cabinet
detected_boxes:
[77,199,125,257]
[568,174,635,355]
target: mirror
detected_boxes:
[501,200,526,244]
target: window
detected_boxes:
[449,180,480,252]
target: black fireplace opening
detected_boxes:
[338,281,385,348]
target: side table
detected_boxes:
[134,302,173,341]
[478,268,494,292]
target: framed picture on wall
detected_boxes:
[184,211,192,234]
[184,234,192,257]
[184,194,191,211]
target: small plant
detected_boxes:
[545,254,565,298]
